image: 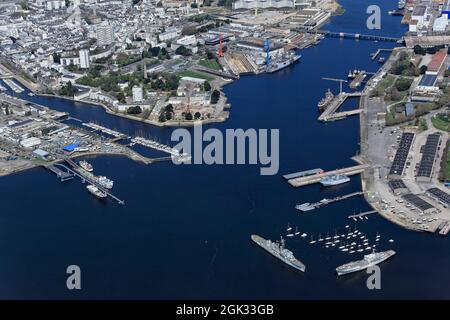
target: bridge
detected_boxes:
[287,164,369,188]
[309,30,402,43]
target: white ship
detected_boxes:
[97,176,113,189]
[79,160,93,172]
[86,185,107,198]
[320,174,350,186]
[336,250,396,276]
[295,202,316,212]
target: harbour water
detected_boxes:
[1,1,450,299]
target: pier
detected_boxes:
[82,122,128,142]
[288,164,369,187]
[349,72,367,89]
[299,191,364,211]
[283,168,323,180]
[45,163,74,181]
[132,136,191,162]
[370,48,393,61]
[47,158,126,204]
[318,92,363,122]
[312,30,402,43]
[438,221,450,235]
[348,210,377,219]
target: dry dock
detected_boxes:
[288,164,369,187]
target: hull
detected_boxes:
[320,176,350,186]
[267,55,301,73]
[251,235,306,272]
[295,203,316,211]
[86,185,107,198]
[336,250,396,276]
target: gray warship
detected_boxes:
[336,250,396,276]
[251,234,306,272]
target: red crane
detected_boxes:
[219,33,224,58]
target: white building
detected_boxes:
[96,23,114,46]
[20,137,41,149]
[60,56,80,67]
[79,49,90,69]
[177,35,197,46]
[132,86,144,103]
[232,0,295,10]
[433,14,449,32]
[46,0,66,10]
[159,28,180,42]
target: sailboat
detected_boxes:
[309,236,316,244]
[294,226,300,236]
[318,233,323,242]
[325,233,331,241]
[287,223,292,232]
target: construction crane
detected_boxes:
[322,77,348,94]
[264,39,271,66]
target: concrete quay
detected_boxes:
[288,164,369,187]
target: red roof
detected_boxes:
[427,49,447,72]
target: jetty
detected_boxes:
[45,159,125,204]
[370,48,393,61]
[297,191,364,211]
[288,164,369,188]
[318,92,363,122]
[348,210,377,219]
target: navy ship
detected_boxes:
[295,202,316,212]
[317,89,334,111]
[336,250,396,276]
[266,54,301,73]
[320,174,350,186]
[251,235,306,272]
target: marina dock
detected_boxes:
[348,210,377,219]
[82,122,128,142]
[318,92,363,122]
[297,191,364,211]
[438,222,450,235]
[287,164,369,187]
[283,168,323,180]
[349,72,367,89]
[370,48,393,61]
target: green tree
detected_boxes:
[203,81,211,91]
[419,65,428,75]
[395,78,413,92]
[211,89,220,104]
[175,45,191,56]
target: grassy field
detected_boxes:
[441,142,450,182]
[178,70,214,81]
[198,59,221,71]
[431,113,450,132]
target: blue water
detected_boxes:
[1,1,450,299]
